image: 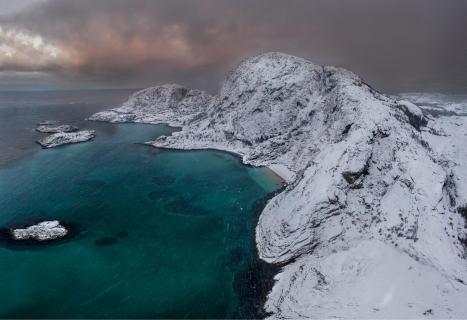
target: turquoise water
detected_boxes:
[0,93,282,318]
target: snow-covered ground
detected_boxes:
[37,130,96,148]
[90,53,467,318]
[11,220,68,241]
[88,84,212,127]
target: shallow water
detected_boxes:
[0,91,282,318]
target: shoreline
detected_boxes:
[235,184,287,319]
[145,143,294,184]
[266,164,295,183]
[138,140,289,318]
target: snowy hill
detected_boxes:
[89,84,212,127]
[90,52,467,318]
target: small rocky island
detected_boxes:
[10,220,68,242]
[37,130,96,148]
[35,121,96,148]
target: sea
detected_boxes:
[0,90,282,318]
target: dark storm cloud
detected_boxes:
[0,0,466,92]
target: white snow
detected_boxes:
[90,52,467,318]
[267,240,467,318]
[37,130,96,148]
[11,220,68,241]
[399,93,467,116]
[88,84,212,127]
[267,164,295,183]
[398,99,425,119]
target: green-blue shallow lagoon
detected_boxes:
[0,91,282,318]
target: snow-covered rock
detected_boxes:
[37,130,96,148]
[36,124,79,133]
[90,52,467,318]
[418,97,467,226]
[399,93,467,117]
[88,84,213,127]
[11,220,68,241]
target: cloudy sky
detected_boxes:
[0,0,466,93]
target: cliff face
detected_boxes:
[90,52,467,318]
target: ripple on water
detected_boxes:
[94,237,119,246]
[147,189,178,201]
[165,199,211,216]
[151,175,176,186]
[148,189,211,216]
[73,179,106,188]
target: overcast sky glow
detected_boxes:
[0,0,466,93]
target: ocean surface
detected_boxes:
[0,90,282,318]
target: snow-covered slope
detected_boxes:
[90,52,467,318]
[37,130,96,148]
[89,84,212,127]
[399,93,467,117]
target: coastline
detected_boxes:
[85,52,467,318]
[145,142,294,184]
[266,164,295,184]
[235,184,287,319]
[137,141,288,317]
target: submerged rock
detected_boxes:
[36,124,79,133]
[37,130,96,148]
[116,231,129,238]
[11,220,68,241]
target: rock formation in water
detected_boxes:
[36,124,79,133]
[11,220,68,241]
[90,52,467,318]
[37,130,96,148]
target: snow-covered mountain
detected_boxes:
[90,52,467,318]
[88,84,212,127]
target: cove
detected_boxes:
[0,100,282,318]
